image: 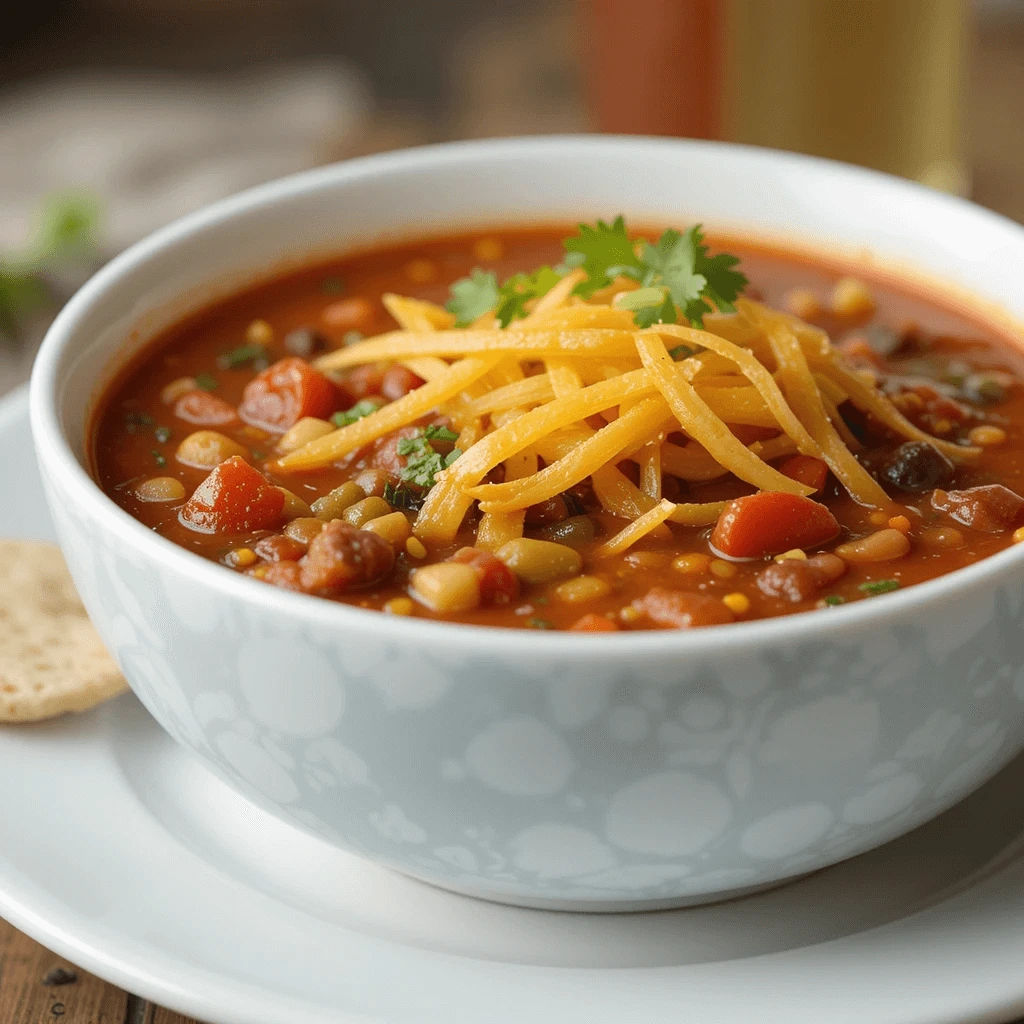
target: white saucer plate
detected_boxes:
[1,385,1023,1024]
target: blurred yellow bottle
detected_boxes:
[722,0,969,193]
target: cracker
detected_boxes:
[0,540,127,722]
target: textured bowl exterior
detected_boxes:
[31,137,1024,909]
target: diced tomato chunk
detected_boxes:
[711,492,841,558]
[932,485,1024,533]
[569,613,619,632]
[633,589,735,629]
[178,456,284,534]
[909,385,969,423]
[381,365,425,401]
[173,389,238,427]
[449,547,520,604]
[238,357,341,433]
[344,364,386,400]
[779,455,829,493]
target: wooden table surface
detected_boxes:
[1,10,1022,1024]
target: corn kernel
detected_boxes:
[384,597,415,616]
[405,259,437,284]
[1014,527,1024,545]
[230,547,258,568]
[673,553,711,574]
[774,548,808,562]
[932,418,953,435]
[250,564,269,579]
[968,425,1007,446]
[473,237,504,262]
[869,510,890,526]
[722,592,751,615]
[830,277,876,320]
[619,605,642,623]
[709,559,738,578]
[888,515,912,534]
[245,319,274,345]
[406,537,428,559]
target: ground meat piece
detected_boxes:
[932,485,1024,533]
[756,560,821,602]
[757,553,849,603]
[298,520,396,595]
[633,588,735,629]
[254,534,306,562]
[260,560,303,591]
[881,442,954,493]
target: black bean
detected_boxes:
[284,327,328,358]
[881,442,954,493]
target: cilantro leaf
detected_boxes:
[696,246,747,315]
[332,398,384,427]
[397,426,459,489]
[495,266,561,327]
[563,216,643,298]
[616,287,678,329]
[194,372,218,392]
[446,269,499,327]
[422,424,459,443]
[640,227,710,325]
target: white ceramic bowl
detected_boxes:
[30,137,1024,911]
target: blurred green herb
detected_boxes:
[154,425,172,444]
[217,343,268,370]
[0,193,101,342]
[194,372,218,392]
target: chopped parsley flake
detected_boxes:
[217,343,268,370]
[527,617,554,630]
[397,425,461,489]
[668,343,699,360]
[859,579,901,596]
[151,449,166,467]
[194,372,218,391]
[123,411,154,434]
[332,398,384,428]
[153,425,172,443]
[823,595,846,606]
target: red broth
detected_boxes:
[91,226,1024,631]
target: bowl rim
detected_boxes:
[29,133,1024,658]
